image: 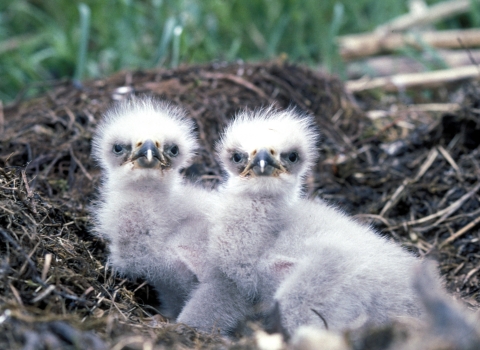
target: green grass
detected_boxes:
[0,0,475,102]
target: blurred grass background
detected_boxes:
[0,0,477,102]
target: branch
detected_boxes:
[346,64,480,92]
[347,49,480,79]
[338,29,480,61]
[376,0,470,34]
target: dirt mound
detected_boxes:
[1,61,480,349]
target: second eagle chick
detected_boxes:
[179,106,439,337]
[177,107,318,334]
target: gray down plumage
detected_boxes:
[90,97,216,319]
[178,106,439,336]
[177,107,320,334]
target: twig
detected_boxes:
[111,337,149,350]
[366,103,461,119]
[200,72,271,100]
[439,215,480,248]
[437,145,462,177]
[404,182,480,227]
[375,0,470,34]
[462,265,480,286]
[339,29,480,61]
[353,214,393,227]
[69,147,93,181]
[9,283,23,307]
[31,285,56,303]
[0,228,56,303]
[41,253,52,282]
[132,281,148,293]
[347,50,480,79]
[346,65,480,93]
[18,241,41,277]
[380,148,438,217]
[21,170,34,198]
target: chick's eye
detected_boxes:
[232,153,243,163]
[288,152,299,163]
[169,145,179,156]
[113,144,124,155]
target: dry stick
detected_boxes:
[111,337,149,350]
[200,72,271,101]
[101,286,128,320]
[81,286,94,299]
[20,170,33,198]
[19,169,37,215]
[380,148,438,217]
[41,253,52,282]
[339,28,480,61]
[348,50,480,79]
[132,280,148,293]
[403,182,480,227]
[375,0,470,34]
[69,147,93,181]
[346,65,480,93]
[462,265,480,286]
[437,145,462,177]
[452,261,466,275]
[18,240,41,278]
[412,206,480,233]
[2,226,86,303]
[41,152,66,179]
[366,103,461,120]
[31,285,56,303]
[0,228,37,275]
[9,283,24,307]
[439,215,480,249]
[8,309,68,323]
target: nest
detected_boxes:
[1,61,480,349]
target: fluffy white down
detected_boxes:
[178,106,439,336]
[92,97,197,178]
[271,199,429,335]
[90,97,216,319]
[178,107,320,334]
[217,106,318,197]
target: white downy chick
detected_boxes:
[211,106,319,298]
[91,97,215,319]
[177,107,318,334]
[179,105,439,337]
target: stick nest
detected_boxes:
[1,61,480,349]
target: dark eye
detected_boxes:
[232,153,243,163]
[113,144,124,155]
[288,152,299,163]
[169,145,179,157]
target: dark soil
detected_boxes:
[1,61,480,349]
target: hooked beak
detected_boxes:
[131,140,169,169]
[240,149,286,177]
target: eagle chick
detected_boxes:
[91,97,215,319]
[177,107,318,334]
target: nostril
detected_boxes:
[252,150,257,156]
[270,149,275,155]
[155,141,160,148]
[136,141,143,148]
